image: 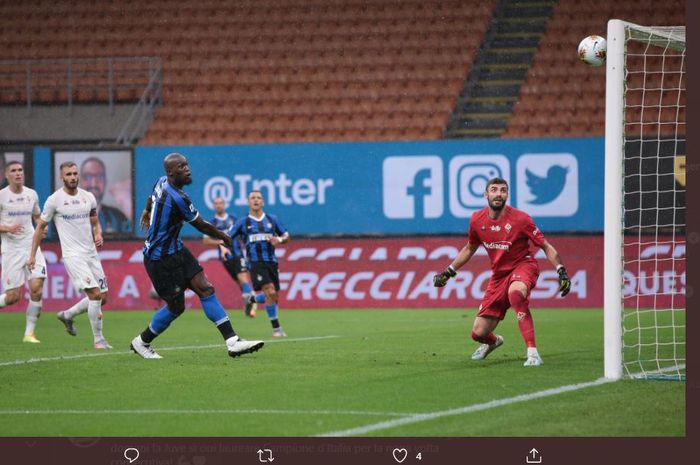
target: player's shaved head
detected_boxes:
[163,152,193,188]
[163,152,186,173]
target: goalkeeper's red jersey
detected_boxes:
[467,205,546,278]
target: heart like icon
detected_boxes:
[392,448,408,463]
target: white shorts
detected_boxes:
[63,254,108,293]
[1,247,48,290]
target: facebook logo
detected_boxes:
[382,156,443,219]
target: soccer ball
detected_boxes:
[578,35,607,67]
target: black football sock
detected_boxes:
[217,320,236,340]
[140,327,158,344]
[270,319,281,329]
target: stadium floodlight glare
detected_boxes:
[604,19,686,381]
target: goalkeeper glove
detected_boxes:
[557,266,571,297]
[433,265,457,288]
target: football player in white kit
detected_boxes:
[0,161,47,343]
[28,161,112,349]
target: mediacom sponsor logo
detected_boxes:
[5,237,684,311]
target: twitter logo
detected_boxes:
[516,153,578,216]
[525,165,569,204]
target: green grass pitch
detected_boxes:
[0,308,685,436]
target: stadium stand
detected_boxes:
[505,0,685,138]
[0,0,495,145]
[445,0,557,139]
[1,0,684,144]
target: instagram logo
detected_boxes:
[449,155,510,217]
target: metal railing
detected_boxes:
[0,57,162,144]
[116,61,163,145]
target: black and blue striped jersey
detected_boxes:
[143,176,199,260]
[210,213,243,260]
[227,213,287,263]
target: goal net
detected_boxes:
[604,20,686,381]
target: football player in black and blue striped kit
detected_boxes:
[203,196,256,317]
[228,190,290,337]
[130,153,264,359]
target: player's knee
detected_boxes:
[471,330,486,342]
[85,287,101,300]
[29,288,43,301]
[198,285,215,298]
[167,298,186,315]
[4,289,20,305]
[100,293,109,306]
[265,290,278,302]
[164,292,186,314]
[508,290,527,307]
[170,305,185,316]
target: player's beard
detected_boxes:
[489,197,505,211]
[173,173,192,187]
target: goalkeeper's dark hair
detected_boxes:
[485,177,509,191]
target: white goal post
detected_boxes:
[604,20,686,380]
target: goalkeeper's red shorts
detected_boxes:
[477,260,540,321]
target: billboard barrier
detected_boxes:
[136,138,605,235]
[4,236,684,312]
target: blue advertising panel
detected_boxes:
[135,138,604,236]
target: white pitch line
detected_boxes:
[629,363,686,379]
[0,408,416,417]
[0,335,339,367]
[318,377,616,437]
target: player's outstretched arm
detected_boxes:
[541,240,571,297]
[203,235,224,246]
[433,242,478,287]
[27,218,49,271]
[191,216,233,248]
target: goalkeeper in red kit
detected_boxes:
[433,177,571,366]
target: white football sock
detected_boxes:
[87,299,104,343]
[0,293,7,308]
[25,300,42,336]
[63,297,89,319]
